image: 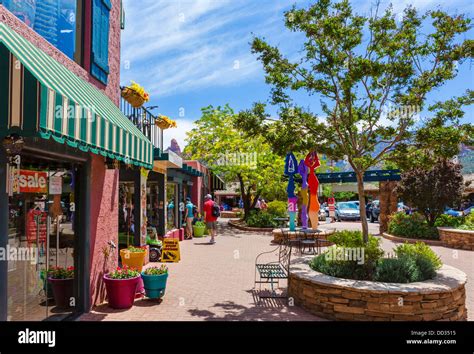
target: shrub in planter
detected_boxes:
[394,242,442,271]
[328,231,384,271]
[141,265,169,299]
[48,266,74,308]
[457,212,474,230]
[310,250,371,280]
[373,256,421,283]
[388,212,438,239]
[246,210,279,228]
[193,221,206,237]
[434,214,464,228]
[103,266,141,309]
[120,246,146,272]
[267,200,288,218]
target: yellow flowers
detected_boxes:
[121,81,149,107]
[129,81,149,102]
[155,115,177,129]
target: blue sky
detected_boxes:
[120,0,474,149]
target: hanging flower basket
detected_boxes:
[155,115,177,130]
[121,81,149,108]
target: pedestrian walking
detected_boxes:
[185,197,194,240]
[203,194,219,244]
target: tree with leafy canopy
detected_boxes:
[396,159,466,226]
[184,105,286,220]
[235,0,473,242]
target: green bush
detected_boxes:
[434,214,464,228]
[388,212,439,240]
[310,251,370,280]
[246,210,279,228]
[266,200,287,218]
[394,242,442,270]
[373,256,421,283]
[457,211,474,230]
[328,230,384,268]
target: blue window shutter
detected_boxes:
[91,0,111,84]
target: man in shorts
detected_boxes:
[185,197,194,239]
[203,194,218,244]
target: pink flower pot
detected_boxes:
[103,274,140,309]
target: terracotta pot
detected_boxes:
[103,274,140,309]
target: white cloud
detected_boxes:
[163,119,196,150]
[121,0,291,97]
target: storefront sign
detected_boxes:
[18,170,48,194]
[161,238,180,263]
[49,176,62,195]
[26,209,47,245]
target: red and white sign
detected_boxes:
[49,176,63,195]
[328,197,336,217]
[26,209,47,245]
[17,170,48,194]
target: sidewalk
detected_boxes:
[80,220,322,321]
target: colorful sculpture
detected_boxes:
[304,151,321,230]
[298,159,309,229]
[284,152,298,231]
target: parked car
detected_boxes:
[335,202,360,221]
[365,200,380,223]
[444,208,462,217]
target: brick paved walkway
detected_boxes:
[80,220,473,321]
[80,220,322,321]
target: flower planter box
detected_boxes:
[120,249,146,272]
[48,278,74,308]
[193,225,206,237]
[103,274,141,309]
[141,272,168,299]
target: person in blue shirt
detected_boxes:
[185,197,195,239]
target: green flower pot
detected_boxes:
[141,272,168,299]
[193,225,206,237]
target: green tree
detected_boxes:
[184,105,285,219]
[236,0,473,241]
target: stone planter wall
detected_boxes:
[288,257,467,321]
[438,228,474,251]
[382,233,443,246]
[272,228,336,244]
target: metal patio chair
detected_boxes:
[254,229,292,298]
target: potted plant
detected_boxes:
[103,265,141,309]
[120,246,146,272]
[47,266,74,308]
[155,114,177,130]
[193,221,206,237]
[121,81,149,108]
[141,265,169,299]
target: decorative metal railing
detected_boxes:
[120,96,163,150]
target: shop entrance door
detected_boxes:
[7,161,78,321]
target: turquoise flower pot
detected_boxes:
[141,272,168,299]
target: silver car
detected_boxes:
[335,202,361,221]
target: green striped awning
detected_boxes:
[0,23,153,169]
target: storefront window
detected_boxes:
[166,183,177,230]
[3,0,78,60]
[118,182,134,248]
[7,157,78,320]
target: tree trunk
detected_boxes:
[355,171,369,243]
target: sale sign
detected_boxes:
[17,170,48,194]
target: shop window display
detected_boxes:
[7,156,78,321]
